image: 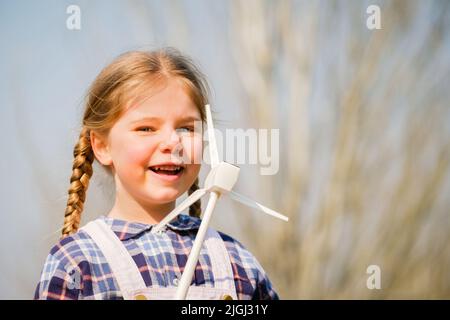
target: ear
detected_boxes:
[90,131,113,166]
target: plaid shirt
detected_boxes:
[34,214,279,300]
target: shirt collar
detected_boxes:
[99,214,201,241]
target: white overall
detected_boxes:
[81,220,238,300]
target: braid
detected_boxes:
[188,178,202,218]
[62,127,94,238]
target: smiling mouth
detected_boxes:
[148,165,184,176]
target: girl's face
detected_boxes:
[97,78,203,209]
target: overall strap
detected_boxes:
[81,219,147,300]
[204,228,238,299]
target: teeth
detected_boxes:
[152,165,181,171]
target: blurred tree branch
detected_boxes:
[230,0,450,298]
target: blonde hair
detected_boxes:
[62,48,209,237]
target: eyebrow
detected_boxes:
[130,115,202,124]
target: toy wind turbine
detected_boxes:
[151,104,289,300]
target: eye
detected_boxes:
[177,127,195,133]
[137,127,155,132]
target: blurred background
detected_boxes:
[1,0,449,299]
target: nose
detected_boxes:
[159,129,183,154]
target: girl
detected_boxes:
[34,48,279,300]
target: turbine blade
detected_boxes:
[152,188,208,234]
[229,191,289,222]
[205,104,219,167]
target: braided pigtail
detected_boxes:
[188,178,202,218]
[62,127,94,237]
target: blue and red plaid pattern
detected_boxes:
[34,214,279,300]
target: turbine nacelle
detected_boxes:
[204,162,240,194]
